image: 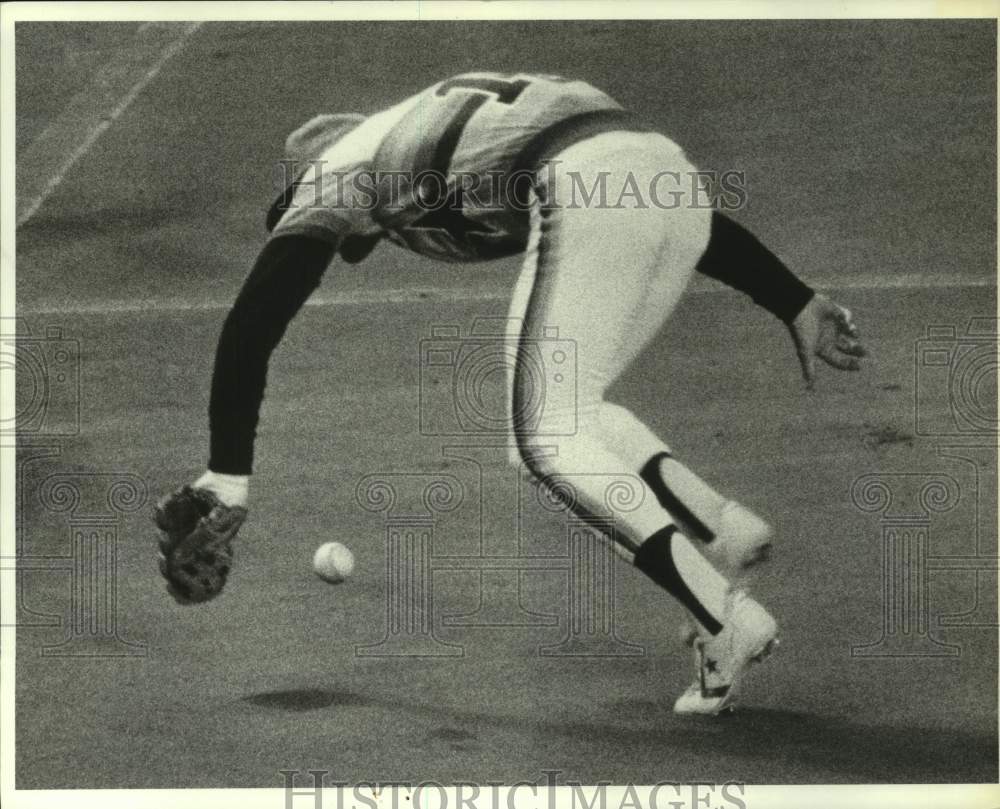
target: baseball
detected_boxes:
[312,542,355,584]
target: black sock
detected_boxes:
[633,525,723,635]
[639,452,716,544]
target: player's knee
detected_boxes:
[508,388,584,472]
[595,402,671,466]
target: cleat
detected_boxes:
[703,501,774,576]
[673,589,778,716]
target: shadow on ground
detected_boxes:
[242,688,997,783]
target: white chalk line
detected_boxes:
[15,22,202,229]
[16,275,994,316]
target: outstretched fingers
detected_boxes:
[836,333,867,357]
[819,344,862,371]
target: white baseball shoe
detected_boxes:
[673,589,779,716]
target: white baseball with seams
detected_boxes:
[313,542,355,584]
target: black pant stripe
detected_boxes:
[511,199,641,555]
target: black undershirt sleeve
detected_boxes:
[695,212,815,325]
[208,235,337,475]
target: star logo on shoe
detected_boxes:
[705,658,718,674]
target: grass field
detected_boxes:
[11,19,998,788]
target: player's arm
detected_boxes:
[203,160,380,490]
[695,211,866,387]
[153,234,337,604]
[208,234,337,482]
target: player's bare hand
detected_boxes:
[789,294,867,389]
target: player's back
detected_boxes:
[372,72,627,260]
[270,72,639,263]
[375,72,623,203]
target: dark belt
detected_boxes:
[512,108,654,176]
[507,108,653,208]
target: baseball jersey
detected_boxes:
[269,72,633,262]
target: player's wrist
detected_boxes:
[194,470,249,508]
[777,285,816,326]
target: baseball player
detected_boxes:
[155,72,866,715]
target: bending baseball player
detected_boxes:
[155,72,866,715]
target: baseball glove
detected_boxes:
[153,485,247,605]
